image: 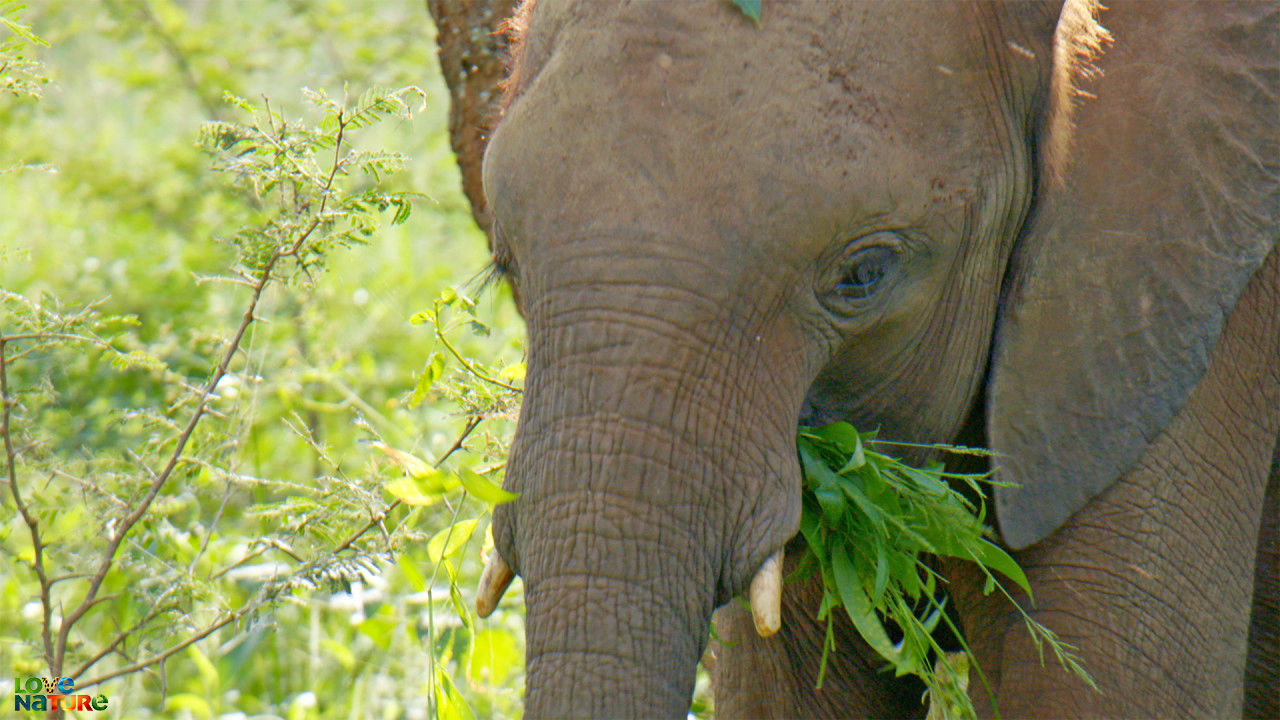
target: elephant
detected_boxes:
[447,0,1280,717]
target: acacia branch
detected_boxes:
[76,610,241,692]
[0,332,104,345]
[1,326,113,675]
[51,110,352,679]
[432,313,521,392]
[332,415,483,554]
[71,596,183,680]
[1,337,57,670]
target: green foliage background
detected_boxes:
[1,2,531,718]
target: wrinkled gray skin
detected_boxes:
[477,1,1280,717]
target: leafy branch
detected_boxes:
[0,0,50,99]
[796,423,1095,719]
[2,87,427,709]
[412,288,523,393]
[45,91,365,684]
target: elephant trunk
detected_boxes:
[508,419,722,719]
[520,497,714,718]
[491,293,804,718]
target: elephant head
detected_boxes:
[467,0,1279,716]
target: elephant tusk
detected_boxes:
[749,551,783,637]
[475,552,515,618]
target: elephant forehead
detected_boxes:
[486,0,1012,250]
[534,2,1003,125]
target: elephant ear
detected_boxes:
[989,1,1280,549]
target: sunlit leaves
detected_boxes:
[468,627,520,686]
[434,662,478,720]
[411,285,523,419]
[457,468,518,505]
[386,474,451,506]
[198,87,427,277]
[1,3,529,719]
[0,1,50,99]
[371,441,434,477]
[410,351,447,407]
[427,518,480,563]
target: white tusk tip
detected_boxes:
[749,551,783,637]
[476,552,515,618]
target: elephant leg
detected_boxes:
[952,244,1280,718]
[712,551,925,719]
[1244,432,1279,720]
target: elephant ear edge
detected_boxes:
[989,1,1280,549]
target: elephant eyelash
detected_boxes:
[475,259,507,293]
[476,218,519,292]
[476,247,517,293]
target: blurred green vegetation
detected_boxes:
[1,2,529,718]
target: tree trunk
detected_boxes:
[425,0,519,235]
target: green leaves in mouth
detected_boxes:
[796,422,1095,718]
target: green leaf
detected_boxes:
[321,639,356,671]
[499,362,526,383]
[969,539,1032,596]
[163,694,214,719]
[838,430,866,473]
[815,483,845,523]
[371,442,433,477]
[871,542,889,602]
[795,421,1087,713]
[398,553,427,592]
[434,663,477,720]
[453,289,477,313]
[458,468,519,505]
[427,519,479,563]
[419,468,463,494]
[831,543,897,661]
[811,421,862,455]
[357,614,397,650]
[385,471,458,506]
[410,351,446,406]
[186,644,220,690]
[800,449,846,522]
[839,477,885,533]
[449,575,470,623]
[1,17,48,46]
[899,464,950,496]
[468,628,521,686]
[798,497,824,549]
[730,0,762,22]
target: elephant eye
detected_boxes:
[834,244,899,300]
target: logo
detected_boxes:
[12,677,109,713]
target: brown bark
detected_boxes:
[426,0,519,235]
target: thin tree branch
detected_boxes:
[1,336,57,670]
[433,315,521,392]
[71,597,182,680]
[51,110,353,678]
[332,415,483,554]
[76,611,240,692]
